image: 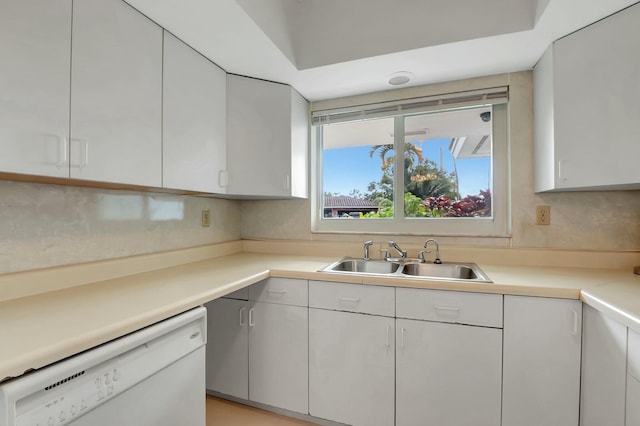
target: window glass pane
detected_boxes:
[322,117,394,219]
[403,107,492,218]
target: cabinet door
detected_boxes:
[552,3,640,190]
[162,31,227,193]
[309,308,394,426]
[396,318,502,426]
[248,301,308,414]
[628,328,640,426]
[205,298,248,399]
[503,295,582,426]
[0,0,71,178]
[70,0,162,186]
[227,75,292,196]
[580,304,627,426]
[627,376,640,426]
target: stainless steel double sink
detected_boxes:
[319,258,492,283]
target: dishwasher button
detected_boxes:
[80,400,87,410]
[70,405,77,416]
[112,369,120,382]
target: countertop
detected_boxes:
[1,250,639,382]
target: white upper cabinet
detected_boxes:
[534,3,640,191]
[162,32,227,193]
[226,74,309,198]
[0,0,71,178]
[70,0,162,186]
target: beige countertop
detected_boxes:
[1,248,639,383]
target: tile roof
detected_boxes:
[324,196,379,208]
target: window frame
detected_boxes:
[311,103,510,237]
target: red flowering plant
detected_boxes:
[423,189,491,218]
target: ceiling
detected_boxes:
[124,0,637,101]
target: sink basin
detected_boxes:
[401,262,490,281]
[319,258,491,283]
[324,258,401,274]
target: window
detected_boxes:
[311,89,509,236]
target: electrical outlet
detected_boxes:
[201,209,210,227]
[536,205,550,225]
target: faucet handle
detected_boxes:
[417,250,430,262]
[379,248,391,260]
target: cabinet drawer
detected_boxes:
[396,288,502,328]
[249,278,308,307]
[309,281,395,317]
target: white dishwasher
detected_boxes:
[0,306,207,426]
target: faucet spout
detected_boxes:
[421,239,442,264]
[387,241,407,258]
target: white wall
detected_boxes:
[240,71,640,251]
[0,181,241,274]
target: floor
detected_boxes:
[206,396,317,426]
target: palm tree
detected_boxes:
[369,143,424,172]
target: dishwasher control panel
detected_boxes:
[0,308,206,426]
[17,355,130,426]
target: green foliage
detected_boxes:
[341,142,490,219]
[404,192,432,217]
[361,198,393,218]
[364,172,393,202]
[405,159,458,200]
[362,193,435,218]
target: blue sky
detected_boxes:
[323,138,491,197]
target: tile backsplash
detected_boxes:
[0,180,240,274]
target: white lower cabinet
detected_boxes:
[627,376,640,426]
[205,278,308,414]
[308,280,395,426]
[580,304,627,426]
[395,288,503,426]
[502,295,582,426]
[205,297,248,399]
[627,328,640,426]
[248,301,308,413]
[309,308,395,426]
[396,319,502,426]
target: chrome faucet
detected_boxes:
[418,239,442,264]
[388,241,407,258]
[363,240,373,261]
